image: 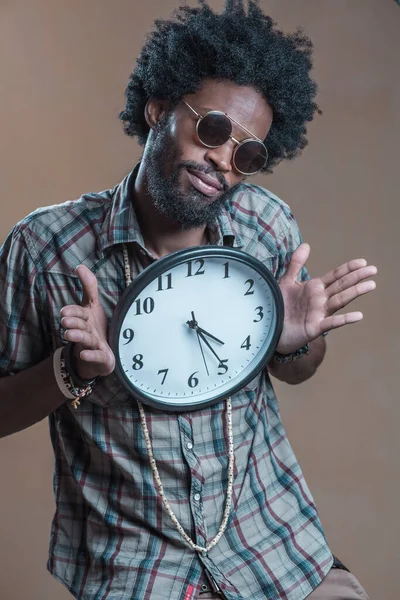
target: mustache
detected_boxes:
[179,161,229,192]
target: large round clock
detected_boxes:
[109,246,284,411]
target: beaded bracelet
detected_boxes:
[53,346,97,409]
[273,343,310,364]
[63,342,98,389]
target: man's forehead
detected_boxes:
[187,82,271,115]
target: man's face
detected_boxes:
[145,79,273,229]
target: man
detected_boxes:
[0,2,375,599]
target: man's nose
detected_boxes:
[204,140,235,173]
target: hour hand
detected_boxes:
[186,312,224,345]
[196,326,224,345]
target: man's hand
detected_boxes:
[276,243,377,355]
[60,265,115,380]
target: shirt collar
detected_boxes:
[98,164,145,254]
[99,163,243,254]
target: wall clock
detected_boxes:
[109,246,284,411]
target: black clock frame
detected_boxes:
[109,245,284,411]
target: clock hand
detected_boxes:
[187,311,225,345]
[186,311,199,331]
[196,331,210,376]
[196,326,225,346]
[197,330,224,365]
[186,312,210,375]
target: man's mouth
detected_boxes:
[186,168,223,197]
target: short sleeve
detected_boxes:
[275,210,310,283]
[0,226,50,375]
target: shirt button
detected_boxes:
[187,442,193,450]
[194,493,201,502]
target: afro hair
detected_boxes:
[119,0,320,171]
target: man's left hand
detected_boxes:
[276,243,377,354]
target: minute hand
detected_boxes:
[196,326,225,345]
[197,330,224,364]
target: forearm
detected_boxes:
[0,356,67,439]
[268,336,326,385]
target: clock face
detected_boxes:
[109,246,283,411]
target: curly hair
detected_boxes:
[119,0,320,171]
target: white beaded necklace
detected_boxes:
[122,244,235,554]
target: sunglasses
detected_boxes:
[183,100,268,175]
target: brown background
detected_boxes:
[0,1,398,598]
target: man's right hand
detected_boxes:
[60,265,115,380]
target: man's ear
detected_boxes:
[145,98,169,129]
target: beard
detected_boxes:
[145,119,240,230]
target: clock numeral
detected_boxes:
[223,262,230,279]
[122,328,134,345]
[244,279,255,295]
[158,368,169,385]
[134,297,155,315]
[157,273,173,291]
[241,335,251,350]
[188,371,199,388]
[253,306,264,322]
[218,359,229,375]
[132,354,144,370]
[186,259,205,277]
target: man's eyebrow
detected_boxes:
[197,105,215,113]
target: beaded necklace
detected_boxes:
[122,244,235,554]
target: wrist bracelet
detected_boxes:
[53,347,76,400]
[64,342,97,388]
[53,346,97,409]
[273,344,310,364]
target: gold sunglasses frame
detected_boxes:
[183,100,268,176]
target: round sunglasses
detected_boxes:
[183,100,268,175]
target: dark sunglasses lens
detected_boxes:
[234,140,268,174]
[197,113,232,147]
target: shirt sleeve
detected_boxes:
[275,209,310,283]
[0,225,49,376]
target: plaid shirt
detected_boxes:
[0,170,332,600]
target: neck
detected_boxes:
[133,163,208,259]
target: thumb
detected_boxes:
[281,243,311,283]
[75,264,99,306]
